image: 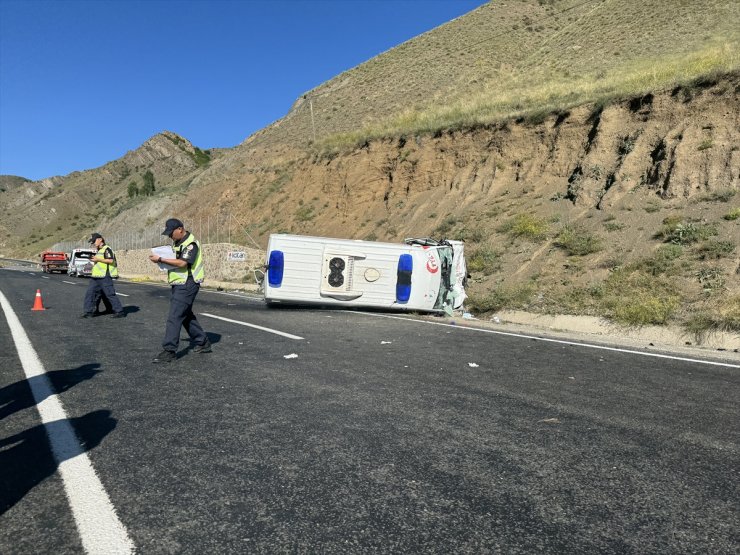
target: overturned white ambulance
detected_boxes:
[263,234,467,314]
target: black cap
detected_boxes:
[89,232,103,244]
[162,218,184,236]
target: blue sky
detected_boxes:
[0,0,486,181]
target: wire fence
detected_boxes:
[52,214,263,253]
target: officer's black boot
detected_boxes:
[152,350,176,363]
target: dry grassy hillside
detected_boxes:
[1,0,738,339]
[0,132,223,253]
[239,0,738,156]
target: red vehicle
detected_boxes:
[40,251,69,273]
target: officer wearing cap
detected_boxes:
[148,218,211,363]
[81,233,125,318]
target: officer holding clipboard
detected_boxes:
[148,218,211,363]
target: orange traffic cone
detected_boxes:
[32,289,46,311]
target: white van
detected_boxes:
[67,248,97,277]
[263,234,467,314]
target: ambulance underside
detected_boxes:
[264,234,466,314]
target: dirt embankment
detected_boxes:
[179,76,737,300]
[196,76,738,234]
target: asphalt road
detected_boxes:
[1,267,738,554]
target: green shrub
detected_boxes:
[127,181,139,198]
[498,213,549,241]
[604,221,626,232]
[466,284,534,313]
[661,215,683,227]
[141,171,156,196]
[602,269,681,326]
[696,266,726,294]
[631,244,683,275]
[435,216,458,235]
[657,219,718,245]
[555,225,602,255]
[192,147,211,167]
[456,225,486,242]
[547,284,604,314]
[722,207,740,220]
[467,244,500,275]
[295,205,315,222]
[696,240,735,260]
[644,201,661,213]
[682,296,740,343]
[697,139,714,151]
[700,189,736,202]
[611,296,679,325]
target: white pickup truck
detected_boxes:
[67,248,97,277]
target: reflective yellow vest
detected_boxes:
[168,233,205,284]
[92,244,118,278]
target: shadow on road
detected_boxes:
[121,305,140,316]
[205,332,222,345]
[0,410,117,515]
[0,364,101,421]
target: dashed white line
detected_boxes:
[200,312,304,340]
[63,281,77,285]
[201,289,264,302]
[0,289,135,554]
[356,312,740,369]
[116,292,129,297]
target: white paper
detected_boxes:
[151,245,177,271]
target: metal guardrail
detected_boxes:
[0,257,38,267]
[51,214,264,253]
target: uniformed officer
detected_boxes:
[81,233,125,318]
[148,218,211,363]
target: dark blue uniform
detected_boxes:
[162,235,207,352]
[83,246,124,316]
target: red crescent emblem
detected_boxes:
[426,256,439,273]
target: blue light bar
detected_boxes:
[267,250,284,287]
[396,254,412,303]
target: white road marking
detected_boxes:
[42,276,50,279]
[63,281,77,285]
[202,289,264,302]
[356,312,740,369]
[201,312,304,340]
[0,289,135,554]
[115,292,129,297]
